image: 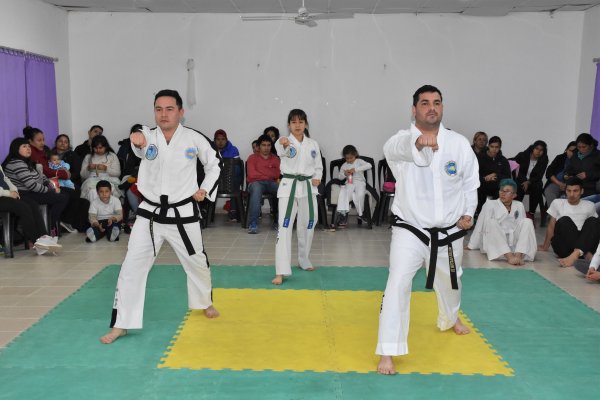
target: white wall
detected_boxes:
[66,11,583,164]
[576,5,600,135]
[0,0,71,141]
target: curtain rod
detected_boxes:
[0,45,58,62]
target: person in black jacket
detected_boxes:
[512,140,549,220]
[564,133,600,197]
[544,141,577,209]
[476,136,511,215]
[74,125,103,160]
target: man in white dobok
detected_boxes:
[376,85,479,375]
[467,179,537,265]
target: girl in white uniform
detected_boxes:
[335,145,372,227]
[272,109,322,285]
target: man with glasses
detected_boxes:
[467,179,536,265]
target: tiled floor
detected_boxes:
[1,212,598,348]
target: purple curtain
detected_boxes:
[25,55,59,147]
[0,49,27,162]
[591,62,600,142]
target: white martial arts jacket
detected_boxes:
[468,198,526,249]
[275,134,323,198]
[133,124,221,203]
[384,123,479,229]
[338,159,371,182]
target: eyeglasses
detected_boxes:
[499,190,514,194]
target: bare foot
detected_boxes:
[514,253,525,266]
[506,253,519,265]
[559,252,578,268]
[99,327,127,344]
[377,355,396,375]
[204,305,220,318]
[453,318,470,335]
[305,267,315,271]
[272,275,283,285]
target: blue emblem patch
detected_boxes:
[145,144,158,160]
[288,146,297,158]
[311,150,317,159]
[185,147,198,160]
[445,161,457,176]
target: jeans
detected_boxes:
[247,180,278,225]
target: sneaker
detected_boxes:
[86,227,97,243]
[337,213,348,227]
[109,226,120,242]
[60,222,77,233]
[228,210,239,222]
[34,236,62,254]
[248,221,258,234]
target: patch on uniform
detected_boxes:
[311,150,317,159]
[515,210,519,219]
[445,161,457,176]
[288,146,297,158]
[145,144,158,160]
[185,147,198,160]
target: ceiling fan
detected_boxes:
[241,0,354,27]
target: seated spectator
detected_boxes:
[117,124,143,224]
[75,125,103,160]
[80,135,122,201]
[471,131,488,155]
[48,152,75,190]
[467,179,536,265]
[564,133,600,197]
[334,144,372,228]
[24,126,70,184]
[214,129,241,221]
[246,134,280,233]
[52,134,88,232]
[544,141,577,210]
[0,163,62,255]
[251,139,259,154]
[86,180,123,243]
[512,140,548,221]
[476,136,511,215]
[539,178,599,268]
[264,126,280,155]
[2,138,69,237]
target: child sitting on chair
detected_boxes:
[335,145,372,227]
[86,180,123,243]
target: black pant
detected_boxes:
[477,181,500,214]
[20,191,69,233]
[0,196,47,242]
[516,179,544,214]
[60,187,90,231]
[551,216,600,258]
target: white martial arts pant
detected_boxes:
[376,226,464,356]
[275,195,318,275]
[481,219,536,261]
[336,181,367,216]
[111,202,212,329]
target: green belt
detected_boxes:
[282,173,315,229]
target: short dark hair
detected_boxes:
[263,126,280,139]
[96,180,112,191]
[89,125,103,133]
[412,85,443,106]
[154,89,183,109]
[22,126,43,141]
[257,134,273,146]
[488,136,502,146]
[342,144,358,157]
[576,133,597,148]
[565,177,583,189]
[91,135,115,154]
[54,134,71,148]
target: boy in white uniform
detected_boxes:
[335,144,372,227]
[86,180,123,242]
[467,179,536,265]
[100,90,222,344]
[376,85,479,374]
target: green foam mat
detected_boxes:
[0,265,598,400]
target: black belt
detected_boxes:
[392,215,467,290]
[137,195,199,256]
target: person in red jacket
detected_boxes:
[246,134,280,233]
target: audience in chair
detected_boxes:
[471,131,488,155]
[74,125,103,160]
[245,134,280,234]
[544,141,577,212]
[334,145,372,228]
[467,179,536,265]
[511,140,548,221]
[564,133,600,198]
[539,178,599,268]
[80,135,122,201]
[476,135,511,216]
[214,129,241,222]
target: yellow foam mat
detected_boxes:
[159,288,513,375]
